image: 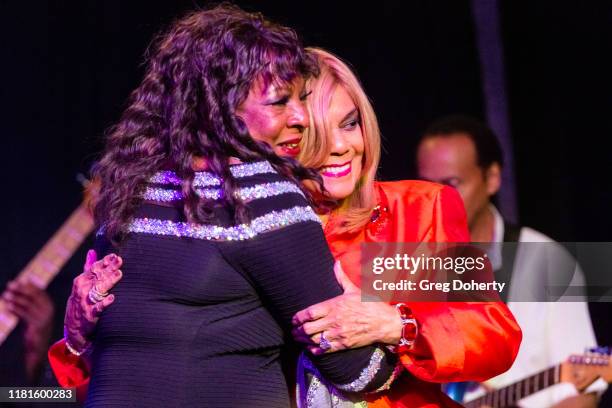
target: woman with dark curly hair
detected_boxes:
[52,4,399,407]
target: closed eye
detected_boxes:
[299,90,312,101]
[343,118,360,130]
[341,111,361,130]
[270,96,290,106]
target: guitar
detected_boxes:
[464,347,612,408]
[0,179,97,346]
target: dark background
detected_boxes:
[0,0,610,402]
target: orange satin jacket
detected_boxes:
[324,181,521,407]
[48,180,521,407]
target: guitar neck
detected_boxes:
[0,202,94,345]
[465,364,560,408]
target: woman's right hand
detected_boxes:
[292,261,403,354]
[63,250,123,352]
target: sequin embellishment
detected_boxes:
[149,171,184,186]
[127,205,320,241]
[301,348,385,393]
[193,172,222,187]
[230,161,276,178]
[238,181,304,201]
[372,360,403,392]
[142,187,221,201]
[142,181,304,203]
[148,161,276,187]
[142,188,184,202]
[334,348,385,392]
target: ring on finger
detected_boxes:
[88,285,108,304]
[319,331,332,351]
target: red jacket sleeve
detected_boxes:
[48,339,90,399]
[399,185,522,382]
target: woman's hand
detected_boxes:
[63,250,123,352]
[291,261,402,354]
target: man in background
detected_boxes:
[416,115,606,407]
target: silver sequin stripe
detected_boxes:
[371,360,403,393]
[127,205,321,241]
[301,348,386,393]
[142,181,305,202]
[142,188,184,202]
[306,376,321,408]
[148,161,276,187]
[334,348,385,392]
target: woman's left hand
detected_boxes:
[291,261,402,354]
[64,250,122,352]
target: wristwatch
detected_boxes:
[390,303,418,353]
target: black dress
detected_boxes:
[86,161,396,407]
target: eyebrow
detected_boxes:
[340,108,359,123]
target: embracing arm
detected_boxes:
[403,186,521,382]
[291,285,521,383]
[218,191,399,392]
[399,186,521,382]
[400,301,521,382]
[293,184,522,383]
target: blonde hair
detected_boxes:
[300,47,381,233]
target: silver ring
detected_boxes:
[88,285,108,304]
[319,332,332,351]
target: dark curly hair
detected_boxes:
[92,3,321,239]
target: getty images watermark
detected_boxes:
[359,242,612,302]
[371,251,505,293]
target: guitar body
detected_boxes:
[463,348,611,408]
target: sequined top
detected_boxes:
[86,161,396,408]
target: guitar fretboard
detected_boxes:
[0,203,94,345]
[465,364,560,408]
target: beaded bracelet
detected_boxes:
[64,327,91,356]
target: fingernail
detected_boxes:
[108,294,115,302]
[3,292,13,300]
